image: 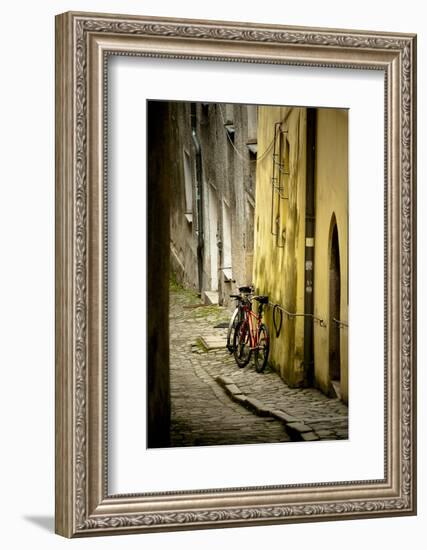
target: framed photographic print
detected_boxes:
[55,11,417,537]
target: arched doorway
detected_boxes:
[329,220,341,393]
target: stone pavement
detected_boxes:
[169,283,348,447]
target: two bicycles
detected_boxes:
[227,286,270,373]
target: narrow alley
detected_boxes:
[169,283,348,447]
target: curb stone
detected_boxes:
[215,375,320,442]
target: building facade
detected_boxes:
[253,106,349,403]
[168,101,257,307]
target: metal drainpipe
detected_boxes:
[304,108,316,386]
[190,103,204,294]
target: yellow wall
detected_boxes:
[313,109,349,402]
[253,107,307,386]
[253,106,348,401]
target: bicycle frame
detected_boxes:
[227,287,254,352]
[241,301,263,350]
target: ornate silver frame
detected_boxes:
[55,11,417,537]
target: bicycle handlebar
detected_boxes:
[230,286,255,303]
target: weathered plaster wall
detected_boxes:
[168,102,199,290]
[313,109,349,402]
[253,107,307,386]
[168,102,256,307]
[254,106,348,400]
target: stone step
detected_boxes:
[203,290,219,305]
[331,380,342,400]
[199,336,226,351]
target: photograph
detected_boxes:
[54,9,416,537]
[147,100,349,448]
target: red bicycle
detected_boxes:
[233,294,270,372]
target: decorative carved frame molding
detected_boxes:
[55,11,416,537]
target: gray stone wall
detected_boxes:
[168,102,199,290]
[167,101,257,307]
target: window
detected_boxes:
[222,201,232,281]
[183,149,193,223]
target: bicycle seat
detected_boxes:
[254,295,269,304]
[238,286,252,294]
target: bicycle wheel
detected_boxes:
[233,320,252,368]
[254,323,269,373]
[226,308,239,353]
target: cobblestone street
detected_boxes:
[170,284,348,447]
